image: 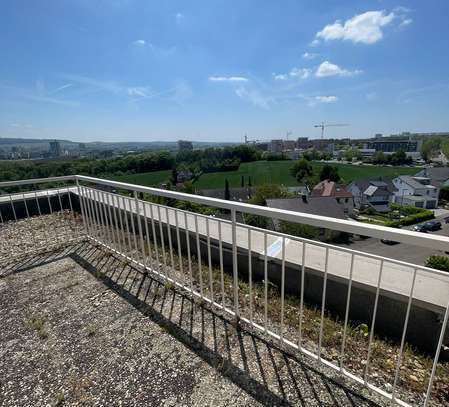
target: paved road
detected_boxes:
[338,221,449,267]
[75,188,449,310]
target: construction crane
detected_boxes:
[314,122,349,139]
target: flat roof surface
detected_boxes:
[0,248,380,407]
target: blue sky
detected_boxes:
[1,0,449,142]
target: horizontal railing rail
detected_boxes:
[1,174,448,407]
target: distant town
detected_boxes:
[2,131,449,164]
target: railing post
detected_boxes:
[424,297,449,406]
[231,209,239,319]
[76,178,88,237]
[134,191,146,264]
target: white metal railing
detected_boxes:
[1,174,449,406]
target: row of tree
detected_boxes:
[0,151,175,182]
[371,150,413,165]
[0,144,262,183]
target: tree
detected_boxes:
[224,179,230,200]
[245,184,289,229]
[344,148,362,162]
[302,149,320,161]
[426,255,449,272]
[372,151,386,164]
[241,175,244,187]
[390,150,410,165]
[171,167,178,184]
[439,186,449,202]
[248,176,252,187]
[319,165,340,182]
[421,137,442,161]
[249,184,289,206]
[290,159,313,182]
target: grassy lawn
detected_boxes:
[112,169,171,186]
[193,160,419,189]
[194,161,298,189]
[107,161,418,189]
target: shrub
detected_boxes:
[385,204,434,227]
[440,186,449,202]
[279,221,320,239]
[426,255,449,272]
[244,213,269,229]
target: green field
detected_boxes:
[112,169,171,186]
[193,161,418,189]
[109,161,419,189]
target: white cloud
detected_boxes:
[315,61,362,77]
[315,10,396,44]
[127,86,151,98]
[290,67,311,79]
[399,18,413,28]
[49,83,73,95]
[132,39,146,46]
[315,95,338,103]
[175,13,184,23]
[62,74,124,93]
[208,76,248,82]
[272,68,311,81]
[273,73,288,81]
[10,123,33,128]
[302,52,317,60]
[235,87,272,109]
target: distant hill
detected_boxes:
[0,137,236,152]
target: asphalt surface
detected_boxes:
[343,212,449,266]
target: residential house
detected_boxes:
[392,175,439,209]
[266,195,346,240]
[311,180,354,215]
[415,167,449,189]
[266,195,346,220]
[348,179,396,213]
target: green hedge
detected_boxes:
[389,203,431,215]
[279,221,320,239]
[385,204,434,227]
[385,212,434,227]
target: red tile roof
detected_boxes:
[311,180,352,198]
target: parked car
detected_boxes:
[426,220,442,231]
[413,221,442,233]
[413,224,428,232]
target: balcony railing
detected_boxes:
[1,175,449,407]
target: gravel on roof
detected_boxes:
[0,241,386,407]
